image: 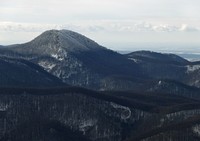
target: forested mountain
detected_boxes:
[1,30,200,141]
[1,87,200,141]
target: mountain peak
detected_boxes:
[31,29,103,52]
[7,29,106,57]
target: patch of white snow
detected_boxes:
[79,119,97,134]
[110,102,131,120]
[186,65,200,73]
[128,58,139,63]
[38,61,56,71]
[193,125,200,136]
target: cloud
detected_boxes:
[179,24,199,32]
[1,21,200,47]
[0,21,199,33]
[0,22,60,32]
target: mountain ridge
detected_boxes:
[125,50,200,88]
[126,50,189,65]
[1,29,200,91]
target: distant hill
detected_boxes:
[126,50,189,65]
[125,50,200,88]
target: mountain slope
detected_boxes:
[1,30,142,90]
[1,119,91,141]
[1,87,200,141]
[0,57,64,87]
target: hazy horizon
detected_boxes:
[1,0,200,51]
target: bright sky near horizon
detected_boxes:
[0,0,200,51]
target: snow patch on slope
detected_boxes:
[186,65,200,73]
[51,53,64,61]
[193,125,200,136]
[128,58,139,63]
[110,102,131,120]
[158,80,162,85]
[38,61,56,71]
[79,119,97,134]
[0,104,9,111]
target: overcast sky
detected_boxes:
[1,0,200,51]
